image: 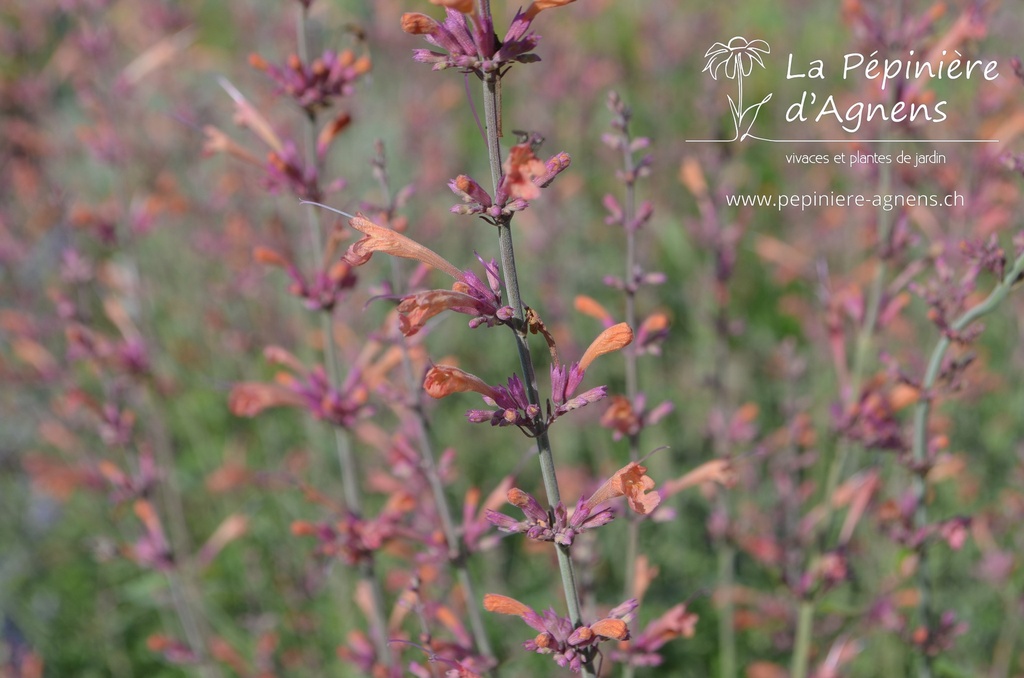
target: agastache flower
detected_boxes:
[98,446,160,505]
[210,78,346,200]
[549,322,634,418]
[610,606,700,667]
[483,594,633,673]
[264,139,336,200]
[343,213,463,274]
[462,476,515,553]
[424,324,632,433]
[585,460,661,515]
[449,144,571,220]
[253,243,357,312]
[291,510,403,566]
[248,48,370,112]
[430,0,475,12]
[229,345,372,428]
[600,393,674,441]
[61,389,137,447]
[64,322,150,376]
[131,500,173,571]
[424,366,541,431]
[402,0,580,74]
[609,603,698,667]
[401,9,501,73]
[398,254,511,334]
[336,213,512,332]
[574,296,669,355]
[485,488,614,546]
[834,378,908,452]
[401,8,517,74]
[911,610,968,657]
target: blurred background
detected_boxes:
[2,0,1024,675]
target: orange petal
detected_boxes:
[574,295,613,324]
[401,12,437,35]
[291,520,317,537]
[348,214,463,279]
[587,461,660,515]
[502,145,546,201]
[219,78,284,153]
[574,627,594,642]
[483,593,532,618]
[253,246,289,268]
[98,460,126,485]
[662,459,735,496]
[889,383,919,411]
[600,395,640,435]
[627,488,661,515]
[524,0,577,20]
[248,53,268,71]
[397,289,481,336]
[579,322,633,371]
[507,487,531,507]
[429,0,475,12]
[228,382,304,417]
[197,514,248,567]
[590,618,629,640]
[12,338,56,376]
[423,365,498,400]
[201,126,262,165]
[678,157,708,198]
[263,345,306,373]
[639,312,670,335]
[631,554,658,601]
[317,112,352,153]
[133,499,162,533]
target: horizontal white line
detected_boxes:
[686,136,1000,143]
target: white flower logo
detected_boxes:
[702,36,772,141]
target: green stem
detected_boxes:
[711,302,736,678]
[495,219,585,630]
[990,581,1020,678]
[793,152,894,678]
[616,100,643,626]
[718,543,738,678]
[476,10,590,670]
[296,5,390,666]
[910,249,1024,678]
[118,175,219,677]
[791,601,814,678]
[378,149,494,663]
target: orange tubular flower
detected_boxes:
[401,12,438,35]
[574,294,614,327]
[523,0,578,21]
[430,0,476,12]
[484,593,636,672]
[483,593,535,619]
[579,322,634,371]
[423,365,500,401]
[501,144,548,200]
[586,461,661,515]
[345,214,463,279]
[397,288,492,336]
[228,381,306,417]
[587,618,630,641]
